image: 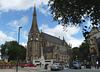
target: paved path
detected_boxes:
[0,66,49,72]
[0,66,100,72]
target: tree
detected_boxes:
[48,0,100,29]
[79,40,90,61]
[1,41,26,61]
[72,40,90,61]
[72,47,82,61]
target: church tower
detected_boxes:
[26,5,41,62]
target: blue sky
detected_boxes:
[0,0,89,48]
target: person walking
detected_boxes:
[96,61,99,69]
[40,62,41,67]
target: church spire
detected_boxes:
[33,4,36,16]
[29,4,39,34]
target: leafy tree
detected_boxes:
[1,41,26,61]
[72,47,82,61]
[72,40,90,61]
[79,40,90,61]
[48,0,100,27]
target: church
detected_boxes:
[26,5,72,63]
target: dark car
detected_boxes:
[50,63,64,71]
[69,62,81,69]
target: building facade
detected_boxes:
[26,6,72,63]
[88,27,100,63]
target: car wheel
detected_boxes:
[51,69,53,71]
[80,67,81,69]
[62,67,63,70]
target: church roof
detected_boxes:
[59,50,67,54]
[43,46,55,53]
[59,50,72,55]
[42,32,63,45]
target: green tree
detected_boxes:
[1,41,26,61]
[48,0,100,27]
[72,47,82,61]
[72,40,90,61]
[79,40,90,61]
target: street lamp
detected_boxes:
[16,26,22,72]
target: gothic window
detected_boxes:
[57,46,59,49]
[36,34,38,40]
[45,55,47,60]
[62,56,63,61]
[31,38,33,40]
[36,38,38,40]
[31,35,33,41]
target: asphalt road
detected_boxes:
[40,69,100,72]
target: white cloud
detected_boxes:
[0,0,49,15]
[21,42,27,47]
[37,5,50,16]
[39,24,84,47]
[22,31,28,40]
[7,16,29,40]
[7,16,28,31]
[0,31,14,45]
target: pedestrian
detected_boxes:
[96,61,99,69]
[40,62,41,67]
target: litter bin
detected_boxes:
[44,64,48,69]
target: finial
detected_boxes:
[33,4,36,16]
[34,3,36,7]
[63,36,65,41]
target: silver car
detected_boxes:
[50,63,64,71]
[65,62,70,68]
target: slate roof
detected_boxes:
[42,32,63,45]
[43,46,55,53]
[58,50,67,54]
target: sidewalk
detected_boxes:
[91,67,100,70]
[0,66,50,72]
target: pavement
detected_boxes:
[0,66,100,72]
[0,66,50,72]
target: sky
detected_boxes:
[0,0,91,48]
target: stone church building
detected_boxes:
[26,6,72,63]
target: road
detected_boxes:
[40,69,100,72]
[0,66,100,72]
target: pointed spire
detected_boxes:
[33,4,36,16]
[29,4,39,34]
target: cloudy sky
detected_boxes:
[0,0,90,48]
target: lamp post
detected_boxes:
[16,26,22,72]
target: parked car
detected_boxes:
[69,62,81,69]
[24,64,28,67]
[28,64,37,67]
[65,62,70,68]
[50,63,64,71]
[19,64,22,66]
